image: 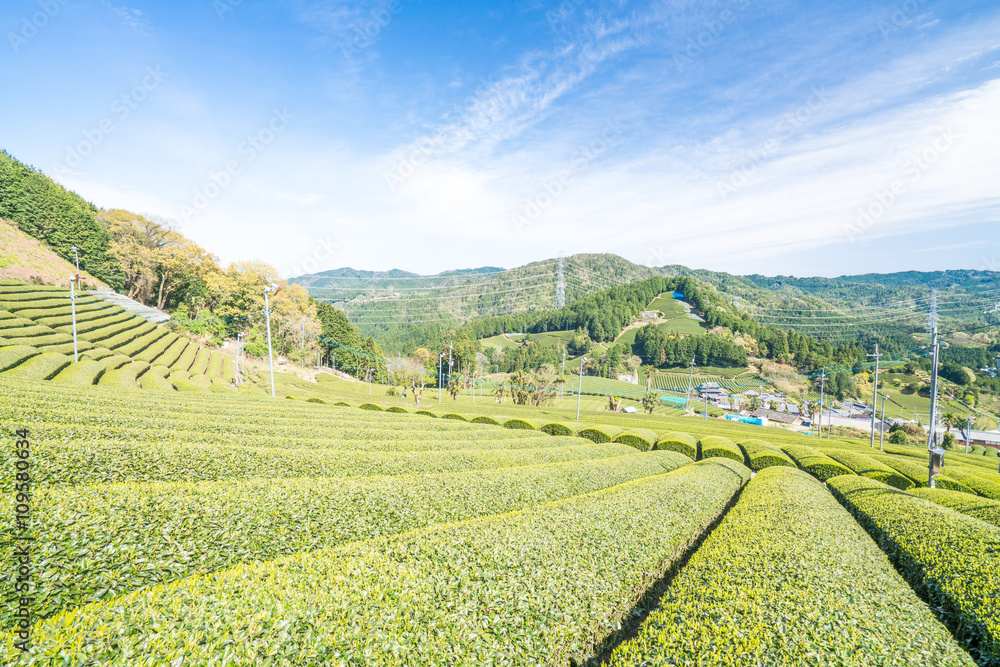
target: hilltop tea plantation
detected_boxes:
[1,285,1000,665]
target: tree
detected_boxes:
[607,394,623,412]
[447,378,461,401]
[942,412,960,435]
[748,396,762,411]
[641,392,658,414]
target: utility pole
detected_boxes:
[867,344,882,448]
[69,246,80,363]
[819,368,825,437]
[927,290,941,487]
[576,358,588,421]
[560,349,566,400]
[879,393,887,451]
[301,316,305,367]
[964,417,972,454]
[438,352,444,404]
[448,343,453,393]
[684,357,695,412]
[235,332,242,386]
[263,283,278,398]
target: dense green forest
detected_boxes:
[0,151,123,289]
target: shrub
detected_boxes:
[577,425,624,443]
[539,422,576,437]
[415,410,437,417]
[699,435,743,463]
[471,415,502,426]
[359,403,383,411]
[306,398,326,404]
[829,475,1000,664]
[888,430,910,445]
[613,429,659,452]
[654,431,697,459]
[441,413,468,421]
[503,417,540,431]
[385,406,408,413]
[0,344,37,372]
[334,401,351,407]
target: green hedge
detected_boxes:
[306,397,326,404]
[871,453,973,494]
[821,448,915,490]
[829,475,1000,664]
[737,438,795,470]
[385,406,407,413]
[503,417,541,431]
[971,445,987,456]
[51,359,104,386]
[605,467,977,666]
[4,458,750,665]
[441,413,468,421]
[941,466,1000,500]
[654,431,697,459]
[539,421,577,437]
[0,351,70,380]
[578,425,624,443]
[0,345,36,372]
[333,401,351,407]
[781,444,854,481]
[614,428,659,452]
[470,415,501,425]
[1,451,694,627]
[359,403,383,411]
[699,435,743,463]
[909,487,1000,529]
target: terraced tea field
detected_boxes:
[3,368,999,665]
[0,281,234,391]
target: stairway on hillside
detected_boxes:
[90,290,171,324]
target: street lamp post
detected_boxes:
[263,283,278,398]
[576,358,588,422]
[69,246,80,363]
[438,353,445,404]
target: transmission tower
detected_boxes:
[556,256,565,308]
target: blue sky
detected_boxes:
[2,0,998,278]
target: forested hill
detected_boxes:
[0,151,123,289]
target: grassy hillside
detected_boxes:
[0,219,108,288]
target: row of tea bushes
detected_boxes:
[909,487,1000,528]
[605,467,977,666]
[0,451,690,627]
[829,475,1000,665]
[4,459,751,665]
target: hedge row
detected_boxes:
[941,466,1000,500]
[613,428,659,452]
[820,448,915,490]
[737,438,795,470]
[0,436,637,487]
[909,487,1000,529]
[781,444,854,481]
[0,351,70,380]
[0,345,36,372]
[871,453,973,493]
[51,359,104,385]
[3,459,748,665]
[829,475,1000,664]
[606,467,976,666]
[1,451,691,627]
[699,435,743,463]
[578,425,624,443]
[655,431,698,459]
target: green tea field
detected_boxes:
[3,359,999,664]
